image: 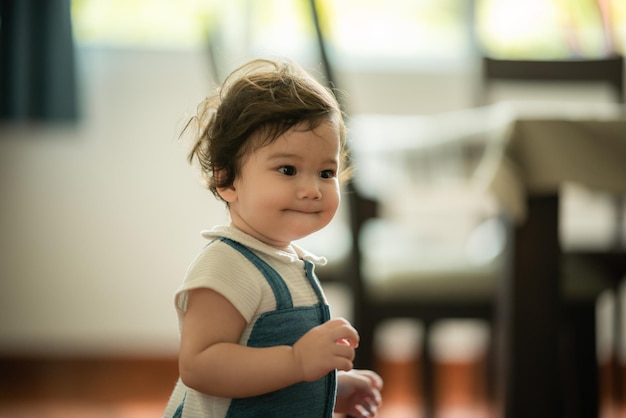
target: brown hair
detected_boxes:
[184,58,349,201]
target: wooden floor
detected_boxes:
[0,355,622,418]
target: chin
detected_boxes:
[279,222,326,242]
[282,231,314,244]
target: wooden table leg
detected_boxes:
[495,194,563,418]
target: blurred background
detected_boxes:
[1,0,625,417]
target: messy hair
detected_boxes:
[183,58,349,201]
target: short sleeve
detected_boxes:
[174,241,264,324]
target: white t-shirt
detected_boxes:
[164,225,328,418]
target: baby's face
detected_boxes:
[218,121,341,250]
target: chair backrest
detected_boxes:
[479,55,625,105]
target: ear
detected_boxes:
[217,185,237,203]
[214,168,238,203]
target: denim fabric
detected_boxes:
[221,238,336,418]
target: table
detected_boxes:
[482,118,626,418]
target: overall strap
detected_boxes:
[219,237,294,310]
[304,260,325,305]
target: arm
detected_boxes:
[178,288,358,398]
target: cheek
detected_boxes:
[325,186,341,212]
[254,185,289,207]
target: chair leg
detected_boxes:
[483,322,496,404]
[421,320,436,418]
[561,303,599,418]
[612,282,623,406]
[611,195,625,405]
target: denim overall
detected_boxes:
[173,237,336,418]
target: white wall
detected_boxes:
[0,47,230,356]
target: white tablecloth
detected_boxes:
[350,101,626,223]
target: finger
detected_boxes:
[335,357,354,372]
[364,395,381,412]
[359,396,381,417]
[355,369,384,390]
[327,317,359,336]
[337,338,360,350]
[352,389,382,414]
[352,403,373,418]
[325,317,353,328]
[330,325,359,348]
[334,343,356,362]
[372,390,383,407]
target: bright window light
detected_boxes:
[71,0,625,64]
[321,0,470,67]
[71,0,216,48]
[477,0,626,58]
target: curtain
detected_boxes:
[0,0,77,121]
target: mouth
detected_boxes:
[284,208,320,215]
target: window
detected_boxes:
[320,0,471,69]
[71,0,626,66]
[477,0,626,58]
[71,0,216,48]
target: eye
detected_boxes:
[278,165,296,176]
[319,169,336,179]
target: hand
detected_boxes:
[335,369,383,417]
[292,318,359,382]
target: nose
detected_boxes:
[296,177,322,200]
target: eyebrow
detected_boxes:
[268,152,338,166]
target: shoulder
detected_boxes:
[176,238,266,322]
[188,238,248,273]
